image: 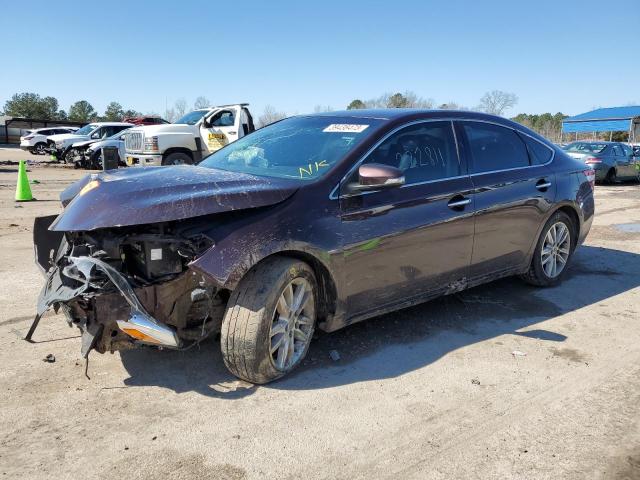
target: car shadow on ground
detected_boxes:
[118,245,639,398]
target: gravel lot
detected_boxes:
[1,152,639,479]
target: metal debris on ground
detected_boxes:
[329,350,341,361]
[471,378,481,385]
[43,354,55,363]
[512,350,527,357]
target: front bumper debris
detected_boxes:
[30,255,181,356]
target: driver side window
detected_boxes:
[209,111,235,127]
[361,121,460,184]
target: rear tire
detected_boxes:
[605,168,617,184]
[162,152,193,166]
[520,211,575,287]
[34,142,47,155]
[221,257,317,384]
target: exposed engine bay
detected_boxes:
[31,215,227,359]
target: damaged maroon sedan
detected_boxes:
[31,110,594,383]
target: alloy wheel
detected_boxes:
[269,278,315,371]
[541,222,571,278]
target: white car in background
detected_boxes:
[47,122,132,162]
[20,127,79,154]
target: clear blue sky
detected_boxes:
[1,0,638,118]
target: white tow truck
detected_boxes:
[124,103,255,166]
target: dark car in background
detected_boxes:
[31,110,594,383]
[562,141,639,183]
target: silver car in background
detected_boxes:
[68,129,130,169]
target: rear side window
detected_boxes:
[520,134,553,165]
[612,145,623,156]
[461,122,529,173]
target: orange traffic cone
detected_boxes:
[15,160,34,201]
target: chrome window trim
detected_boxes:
[330,117,556,200]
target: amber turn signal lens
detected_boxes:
[120,328,161,344]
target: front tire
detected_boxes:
[221,257,317,384]
[162,152,193,166]
[521,211,575,287]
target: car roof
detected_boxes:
[92,122,134,126]
[305,109,517,123]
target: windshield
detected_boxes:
[563,142,607,153]
[200,116,381,181]
[74,124,98,136]
[108,128,131,140]
[175,110,208,125]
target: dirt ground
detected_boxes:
[1,149,639,479]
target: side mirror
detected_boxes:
[350,163,405,192]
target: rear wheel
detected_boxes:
[162,152,193,166]
[34,142,47,155]
[221,257,317,384]
[605,168,617,184]
[521,211,574,287]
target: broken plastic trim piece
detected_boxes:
[117,312,180,347]
[27,255,181,349]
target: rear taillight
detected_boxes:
[584,157,602,164]
[24,135,34,140]
[583,169,595,189]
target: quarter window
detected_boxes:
[461,122,530,173]
[361,121,460,184]
[520,134,553,165]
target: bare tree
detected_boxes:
[438,102,466,110]
[313,105,334,113]
[257,105,287,128]
[477,90,518,116]
[174,98,187,117]
[164,107,177,122]
[364,91,434,109]
[194,96,211,109]
[402,91,434,108]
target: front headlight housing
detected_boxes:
[143,136,159,152]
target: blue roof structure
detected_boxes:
[562,106,640,133]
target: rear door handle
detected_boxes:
[448,197,471,209]
[536,179,552,191]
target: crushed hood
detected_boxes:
[51,166,299,231]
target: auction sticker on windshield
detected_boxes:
[323,124,369,133]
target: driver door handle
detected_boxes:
[536,179,552,191]
[448,197,471,209]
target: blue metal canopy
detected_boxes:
[562,106,640,133]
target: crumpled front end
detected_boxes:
[31,215,226,358]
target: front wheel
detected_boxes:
[521,211,574,287]
[162,152,193,166]
[221,257,317,384]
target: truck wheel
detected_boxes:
[162,152,193,166]
[520,211,574,287]
[221,257,317,384]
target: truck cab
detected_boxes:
[124,104,255,166]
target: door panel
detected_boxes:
[201,108,241,153]
[340,178,475,316]
[457,121,556,278]
[469,166,555,277]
